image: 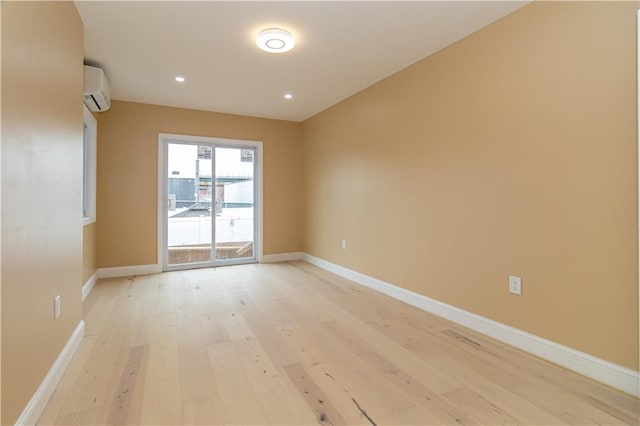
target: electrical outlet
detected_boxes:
[54,295,61,319]
[341,239,347,251]
[509,276,522,295]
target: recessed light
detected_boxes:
[256,28,295,53]
[284,93,293,100]
[175,76,185,82]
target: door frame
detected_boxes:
[636,10,639,359]
[157,133,263,271]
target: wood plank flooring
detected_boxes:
[38,261,639,425]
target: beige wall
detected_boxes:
[96,101,303,268]
[1,2,84,423]
[302,1,639,370]
[83,223,97,284]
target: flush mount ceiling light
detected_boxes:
[256,28,295,53]
[175,76,185,82]
[284,93,293,100]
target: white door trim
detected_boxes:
[157,133,263,271]
[636,9,640,376]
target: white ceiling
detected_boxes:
[76,1,528,122]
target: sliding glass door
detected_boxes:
[161,135,260,270]
[214,147,255,261]
[166,143,214,266]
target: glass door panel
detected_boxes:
[214,147,255,261]
[167,143,213,266]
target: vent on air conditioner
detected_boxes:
[83,65,111,112]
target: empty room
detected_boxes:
[2,1,639,425]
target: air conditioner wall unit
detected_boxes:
[83,65,111,112]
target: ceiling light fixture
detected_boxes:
[175,76,185,82]
[256,28,295,53]
[284,93,293,100]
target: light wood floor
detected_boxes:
[38,261,639,425]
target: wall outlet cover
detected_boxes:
[509,275,522,295]
[54,295,61,319]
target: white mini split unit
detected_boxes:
[83,65,111,112]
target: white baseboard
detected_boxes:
[81,271,98,301]
[16,320,85,425]
[261,252,304,263]
[97,263,162,279]
[300,253,640,397]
